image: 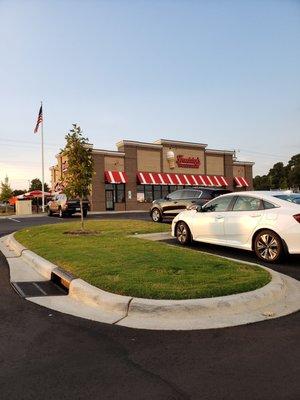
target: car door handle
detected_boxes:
[215,216,224,220]
[174,201,178,204]
[250,214,261,218]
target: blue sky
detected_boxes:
[0,0,299,189]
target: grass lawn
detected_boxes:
[15,220,271,299]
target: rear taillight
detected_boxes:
[293,214,300,223]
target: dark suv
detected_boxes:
[47,194,90,218]
[150,188,230,222]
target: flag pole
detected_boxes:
[41,101,45,212]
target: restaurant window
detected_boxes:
[137,185,145,202]
[116,184,125,203]
[137,185,187,203]
[153,185,162,200]
[105,183,125,203]
[144,185,153,202]
[161,186,169,198]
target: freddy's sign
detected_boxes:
[176,155,201,168]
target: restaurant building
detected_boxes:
[50,139,254,211]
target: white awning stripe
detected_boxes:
[191,175,198,185]
[120,171,126,184]
[207,176,214,186]
[183,174,191,185]
[175,174,184,185]
[198,175,206,186]
[108,171,115,184]
[214,176,222,187]
[139,172,147,184]
[167,174,174,185]
[149,173,156,184]
[158,173,165,184]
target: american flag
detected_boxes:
[34,104,43,133]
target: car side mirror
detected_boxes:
[164,195,170,200]
[196,205,203,212]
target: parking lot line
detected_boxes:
[8,218,21,223]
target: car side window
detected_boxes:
[181,190,201,199]
[168,190,182,200]
[263,200,276,209]
[202,196,233,212]
[194,191,202,198]
[233,196,262,211]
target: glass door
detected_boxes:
[105,190,114,211]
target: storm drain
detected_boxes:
[11,281,68,298]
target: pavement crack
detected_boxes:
[113,297,133,325]
[125,356,191,400]
[4,248,27,259]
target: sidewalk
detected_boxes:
[0,210,148,219]
[0,213,47,219]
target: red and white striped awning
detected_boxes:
[234,176,249,187]
[105,171,128,184]
[137,172,229,187]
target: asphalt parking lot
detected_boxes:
[0,212,299,400]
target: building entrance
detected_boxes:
[105,190,114,211]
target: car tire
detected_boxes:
[176,221,191,245]
[151,208,162,222]
[254,229,283,263]
[47,208,53,217]
[83,209,88,218]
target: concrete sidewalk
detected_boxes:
[0,210,148,220]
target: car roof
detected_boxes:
[216,190,300,209]
[175,187,227,192]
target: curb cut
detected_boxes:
[4,232,300,331]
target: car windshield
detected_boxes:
[273,194,300,205]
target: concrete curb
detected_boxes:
[69,279,132,315]
[4,233,300,330]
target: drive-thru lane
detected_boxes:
[0,213,299,399]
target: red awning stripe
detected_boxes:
[219,176,229,186]
[214,176,221,187]
[105,171,128,184]
[137,172,229,187]
[197,175,206,186]
[234,176,249,187]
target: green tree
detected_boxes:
[253,175,271,190]
[61,124,94,231]
[12,189,26,196]
[0,176,13,213]
[29,178,50,193]
[268,162,287,189]
[287,154,300,189]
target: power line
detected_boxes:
[0,138,59,148]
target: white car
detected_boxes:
[171,191,300,263]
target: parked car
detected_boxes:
[271,193,300,205]
[172,191,300,263]
[46,194,90,218]
[150,188,231,222]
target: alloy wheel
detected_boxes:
[151,209,161,222]
[255,233,280,261]
[177,223,188,244]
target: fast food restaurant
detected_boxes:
[50,139,254,212]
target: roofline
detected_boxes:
[92,149,125,157]
[154,139,207,148]
[205,149,235,155]
[116,140,162,149]
[233,161,255,166]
